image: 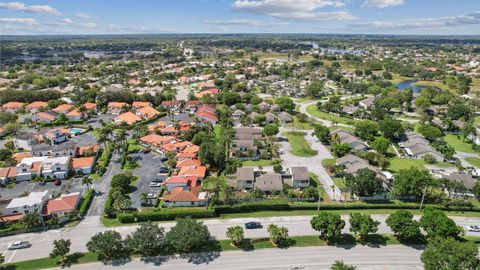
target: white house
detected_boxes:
[4,191,49,215]
[15,156,48,181]
[41,156,70,180]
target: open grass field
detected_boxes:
[466,157,480,168]
[127,139,141,153]
[388,157,425,172]
[283,131,318,157]
[444,134,476,153]
[413,80,450,91]
[306,104,355,125]
[242,159,275,167]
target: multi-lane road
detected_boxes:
[66,245,424,270]
[2,214,480,264]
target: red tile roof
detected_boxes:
[43,194,80,215]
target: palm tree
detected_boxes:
[140,192,149,206]
[82,176,93,190]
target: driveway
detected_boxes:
[0,178,85,200]
[277,127,343,201]
[130,152,164,208]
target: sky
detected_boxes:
[0,0,479,35]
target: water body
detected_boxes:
[395,80,439,93]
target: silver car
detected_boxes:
[8,241,31,250]
[466,225,480,232]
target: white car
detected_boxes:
[466,225,480,232]
[8,241,31,250]
[149,182,162,187]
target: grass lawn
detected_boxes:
[243,159,275,166]
[214,124,223,140]
[283,131,318,157]
[332,178,347,191]
[466,157,480,168]
[309,173,330,202]
[6,252,98,270]
[388,158,425,172]
[444,134,476,154]
[413,80,449,91]
[390,74,414,83]
[289,115,315,130]
[127,139,141,153]
[306,104,355,125]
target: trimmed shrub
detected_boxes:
[78,189,95,216]
[117,209,217,223]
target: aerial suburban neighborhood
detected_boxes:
[1,0,480,269]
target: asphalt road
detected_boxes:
[3,214,480,264]
[63,245,424,270]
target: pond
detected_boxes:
[395,80,440,93]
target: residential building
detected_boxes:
[26,101,48,114]
[283,167,310,188]
[42,192,80,217]
[72,157,95,175]
[41,156,70,180]
[162,186,207,207]
[255,174,284,192]
[116,112,141,125]
[3,191,49,215]
[331,129,368,151]
[35,111,58,123]
[107,102,128,114]
[1,102,25,112]
[13,132,37,151]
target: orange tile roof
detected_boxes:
[77,145,100,156]
[108,102,128,108]
[178,166,207,178]
[2,102,25,109]
[43,194,80,215]
[161,143,178,152]
[0,213,23,222]
[137,106,160,119]
[195,111,218,122]
[132,101,152,108]
[36,112,57,121]
[72,157,95,169]
[66,109,81,116]
[196,88,220,98]
[83,102,97,109]
[176,152,197,160]
[53,104,73,113]
[27,101,48,109]
[13,152,32,163]
[163,186,201,202]
[182,145,200,154]
[162,100,181,106]
[31,161,42,172]
[176,159,201,168]
[117,112,141,125]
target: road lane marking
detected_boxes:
[7,250,17,263]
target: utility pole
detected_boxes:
[419,185,427,210]
[317,187,321,214]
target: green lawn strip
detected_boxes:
[242,159,274,166]
[290,115,315,130]
[306,105,355,125]
[388,157,425,172]
[127,139,141,153]
[332,178,347,190]
[6,252,98,270]
[309,173,330,202]
[443,134,477,154]
[412,80,449,91]
[283,131,317,157]
[214,124,223,140]
[390,74,414,84]
[466,157,480,168]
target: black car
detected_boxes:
[159,167,169,173]
[245,221,262,229]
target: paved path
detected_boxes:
[3,214,480,263]
[278,127,343,201]
[298,100,353,130]
[63,245,424,270]
[454,151,480,170]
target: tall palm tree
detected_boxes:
[140,192,149,206]
[82,176,93,190]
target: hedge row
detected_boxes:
[78,189,95,216]
[214,203,291,214]
[117,209,217,223]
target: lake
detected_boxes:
[395,80,439,93]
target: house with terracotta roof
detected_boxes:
[0,167,17,184]
[176,159,201,169]
[52,104,73,114]
[43,192,81,217]
[195,88,220,98]
[162,186,207,207]
[182,144,200,155]
[115,112,141,125]
[76,144,100,157]
[178,166,207,180]
[26,101,48,114]
[161,100,181,111]
[16,156,47,181]
[164,175,198,191]
[132,101,152,109]
[176,152,197,161]
[147,121,168,132]
[1,102,25,113]
[195,110,218,124]
[107,102,129,115]
[82,102,97,113]
[72,157,95,175]
[186,100,201,113]
[136,106,160,120]
[35,111,58,123]
[157,125,178,136]
[66,109,84,121]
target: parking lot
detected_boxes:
[0,177,86,199]
[129,152,166,208]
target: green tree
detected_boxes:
[263,124,279,136]
[81,176,93,190]
[310,212,345,241]
[385,210,421,240]
[330,260,357,270]
[273,164,283,173]
[354,120,379,141]
[111,173,133,193]
[305,80,324,98]
[275,97,295,112]
[417,125,443,142]
[22,212,41,229]
[226,226,244,246]
[419,208,462,238]
[371,137,389,155]
[344,168,384,197]
[313,124,331,145]
[86,231,131,262]
[392,168,433,199]
[473,181,480,199]
[421,237,479,270]
[331,143,351,157]
[165,218,211,253]
[50,239,71,266]
[267,224,289,246]
[126,222,165,257]
[349,213,380,240]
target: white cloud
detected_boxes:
[231,0,354,21]
[46,17,73,26]
[0,17,38,25]
[75,12,91,19]
[0,1,61,15]
[362,0,404,8]
[353,11,480,29]
[82,22,99,29]
[202,19,288,27]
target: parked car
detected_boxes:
[54,180,61,186]
[140,148,150,153]
[147,193,157,199]
[159,167,169,173]
[466,225,480,232]
[245,221,262,229]
[150,182,162,187]
[8,241,31,250]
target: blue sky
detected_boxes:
[0,0,479,35]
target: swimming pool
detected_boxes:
[70,128,84,134]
